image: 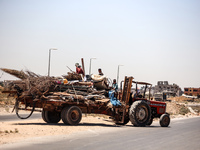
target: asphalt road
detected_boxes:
[1,117,200,150]
[0,113,41,121]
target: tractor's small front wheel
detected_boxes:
[160,113,170,127]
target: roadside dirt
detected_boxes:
[0,113,116,145]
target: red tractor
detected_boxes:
[114,76,170,127]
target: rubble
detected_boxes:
[153,81,182,98]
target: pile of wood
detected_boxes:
[1,68,28,79]
[1,68,110,107]
[44,91,110,106]
[1,68,60,98]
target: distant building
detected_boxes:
[184,88,200,97]
[153,81,182,97]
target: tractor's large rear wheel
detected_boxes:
[146,117,153,126]
[61,106,82,125]
[160,114,170,127]
[129,100,151,127]
[42,109,61,123]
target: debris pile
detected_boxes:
[1,68,111,107]
[62,72,82,81]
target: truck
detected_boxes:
[5,76,170,127]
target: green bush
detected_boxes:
[5,130,9,133]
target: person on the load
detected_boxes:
[75,63,79,71]
[112,79,118,91]
[75,63,84,75]
[98,68,104,76]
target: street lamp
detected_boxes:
[117,65,123,85]
[48,48,57,76]
[89,58,96,75]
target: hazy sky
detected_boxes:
[0,0,199,89]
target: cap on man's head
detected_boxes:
[75,63,79,67]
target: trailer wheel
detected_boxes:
[61,106,82,125]
[42,110,48,123]
[160,114,170,127]
[129,100,151,127]
[42,109,61,123]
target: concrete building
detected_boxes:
[153,81,182,97]
[184,87,200,97]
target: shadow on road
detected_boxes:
[11,122,121,127]
[12,122,170,128]
[125,124,170,128]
